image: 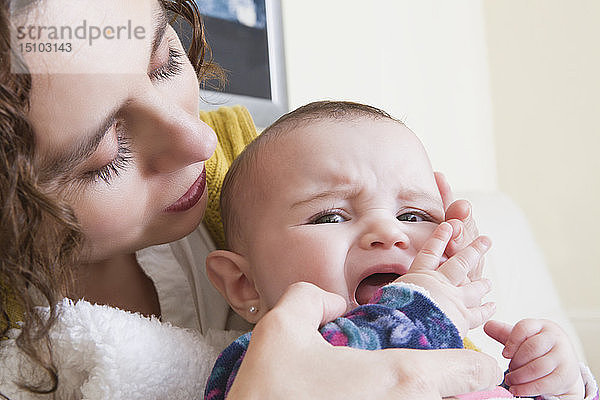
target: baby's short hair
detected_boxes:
[220,100,401,251]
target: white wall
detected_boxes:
[281,0,498,192]
[483,0,600,379]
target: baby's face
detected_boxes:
[244,118,444,311]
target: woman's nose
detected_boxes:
[359,216,410,250]
[130,95,217,173]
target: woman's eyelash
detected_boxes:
[149,46,185,82]
[83,126,132,185]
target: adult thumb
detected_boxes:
[271,281,347,331]
[422,349,504,398]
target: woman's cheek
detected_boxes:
[74,180,149,258]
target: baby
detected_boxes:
[204,101,595,400]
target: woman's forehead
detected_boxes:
[14,0,157,74]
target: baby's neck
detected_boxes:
[68,253,161,318]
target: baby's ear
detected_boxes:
[206,250,263,323]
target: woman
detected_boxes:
[0,0,501,398]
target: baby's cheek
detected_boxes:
[413,223,438,248]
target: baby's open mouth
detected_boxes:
[355,273,401,305]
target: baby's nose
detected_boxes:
[359,217,410,250]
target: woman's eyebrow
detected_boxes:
[152,5,169,56]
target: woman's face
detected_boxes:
[23,0,216,261]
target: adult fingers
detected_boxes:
[437,236,491,285]
[435,171,454,211]
[400,348,504,398]
[410,222,453,272]
[263,281,347,333]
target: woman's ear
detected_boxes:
[206,250,263,323]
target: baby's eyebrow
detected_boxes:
[290,185,361,210]
[399,189,444,210]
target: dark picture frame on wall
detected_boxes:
[174,0,288,128]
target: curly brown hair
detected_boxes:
[0,0,220,396]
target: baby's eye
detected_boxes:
[397,212,426,222]
[311,211,348,224]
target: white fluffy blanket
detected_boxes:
[0,299,238,400]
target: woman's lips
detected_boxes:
[164,167,206,213]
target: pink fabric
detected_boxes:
[455,386,514,399]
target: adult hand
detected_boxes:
[435,172,484,280]
[227,282,503,399]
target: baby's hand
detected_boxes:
[397,222,495,337]
[484,319,584,399]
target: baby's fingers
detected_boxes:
[461,278,495,328]
[466,302,496,330]
[410,222,453,272]
[506,363,580,398]
[501,319,544,359]
[508,330,555,371]
[504,353,557,388]
[507,376,553,398]
[437,236,491,285]
[460,279,492,308]
[484,320,513,346]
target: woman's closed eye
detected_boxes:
[82,122,132,185]
[149,44,184,82]
[309,209,349,224]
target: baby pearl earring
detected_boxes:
[248,306,258,314]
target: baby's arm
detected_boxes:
[484,319,591,400]
[398,222,495,338]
